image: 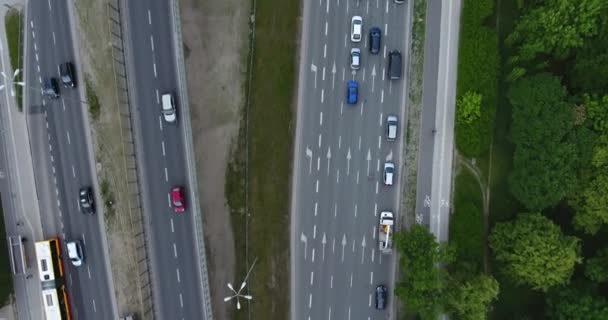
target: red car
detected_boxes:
[171,187,186,213]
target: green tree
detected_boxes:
[573,174,608,234]
[546,285,608,320]
[585,248,608,283]
[446,274,499,320]
[508,74,577,211]
[394,225,453,320]
[507,0,606,60]
[457,91,482,124]
[489,213,582,291]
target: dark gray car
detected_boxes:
[59,62,76,88]
[375,285,387,310]
[387,51,402,80]
[43,78,60,99]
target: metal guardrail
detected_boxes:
[168,0,214,319]
[107,0,155,318]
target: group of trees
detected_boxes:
[395,226,499,320]
[448,0,608,318]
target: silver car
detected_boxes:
[383,162,395,186]
[351,16,362,42]
[350,48,361,70]
[386,115,398,141]
[67,240,84,267]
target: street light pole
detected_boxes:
[223,257,258,310]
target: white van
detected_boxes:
[161,93,177,123]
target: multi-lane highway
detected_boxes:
[292,0,412,319]
[124,1,206,319]
[24,0,116,319]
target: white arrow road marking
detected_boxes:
[361,235,366,263]
[386,149,393,161]
[366,149,371,175]
[346,148,352,175]
[341,234,347,262]
[306,147,312,174]
[322,233,327,261]
[332,62,336,90]
[326,147,331,175]
[371,64,377,92]
[301,233,308,260]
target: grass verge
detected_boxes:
[224,0,298,318]
[0,198,13,305]
[450,167,484,269]
[4,9,23,111]
[85,77,101,120]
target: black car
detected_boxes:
[375,285,387,310]
[387,50,402,80]
[59,62,76,88]
[79,187,95,214]
[369,27,381,54]
[43,78,60,98]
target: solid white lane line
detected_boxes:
[148,10,152,24]
[164,168,168,181]
[173,243,178,257]
[161,141,166,156]
[176,268,181,283]
[171,218,175,232]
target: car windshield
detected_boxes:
[173,200,182,206]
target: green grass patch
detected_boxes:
[5,9,23,111]
[0,198,14,305]
[100,179,115,220]
[225,0,298,318]
[450,168,484,268]
[85,78,101,120]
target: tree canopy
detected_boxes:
[394,225,453,320]
[489,213,581,291]
[507,0,606,61]
[445,274,499,320]
[546,285,608,319]
[507,74,577,211]
[585,248,608,283]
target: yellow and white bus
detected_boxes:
[35,238,72,320]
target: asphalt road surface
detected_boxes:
[415,0,460,242]
[124,1,205,319]
[25,0,116,319]
[291,0,413,319]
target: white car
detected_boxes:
[386,115,398,141]
[67,240,84,267]
[383,162,395,186]
[351,16,363,42]
[161,93,177,123]
[350,48,361,70]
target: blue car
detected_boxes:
[346,80,358,105]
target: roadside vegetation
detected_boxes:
[451,0,608,318]
[85,78,101,120]
[0,199,13,305]
[4,9,23,111]
[225,0,298,319]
